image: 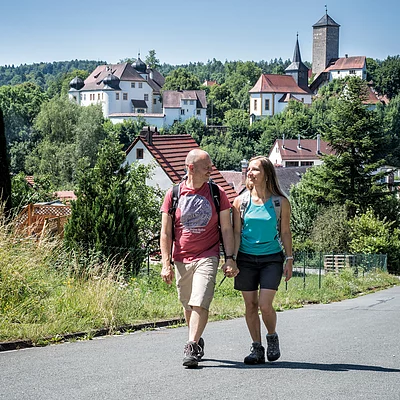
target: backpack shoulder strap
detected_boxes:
[271,195,282,237]
[168,183,181,217]
[208,181,220,214]
[239,190,251,226]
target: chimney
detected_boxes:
[241,159,248,184]
[297,134,301,149]
[316,134,321,154]
[282,134,285,149]
[140,126,155,145]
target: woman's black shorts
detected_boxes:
[234,251,285,292]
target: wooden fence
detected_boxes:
[15,202,71,238]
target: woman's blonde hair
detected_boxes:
[246,156,286,197]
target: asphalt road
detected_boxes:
[1,286,400,400]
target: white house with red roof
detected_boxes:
[249,37,312,121]
[249,74,313,119]
[125,127,237,203]
[268,135,334,167]
[310,55,368,93]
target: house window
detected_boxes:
[153,98,157,104]
[196,109,201,115]
[136,148,144,159]
[144,94,149,101]
[123,93,128,100]
[349,69,356,74]
[98,93,101,100]
[137,109,145,113]
[180,109,185,115]
[286,161,299,167]
[254,99,257,111]
[264,99,270,110]
[190,100,194,105]
[131,82,135,88]
[116,93,120,100]
[301,161,314,166]
[139,83,143,88]
[183,100,188,105]
[83,94,86,100]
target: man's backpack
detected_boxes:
[239,190,282,240]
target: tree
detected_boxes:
[372,55,400,99]
[145,50,160,69]
[64,134,143,275]
[162,68,201,91]
[0,108,11,214]
[297,77,391,217]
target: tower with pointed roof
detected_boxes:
[285,35,309,90]
[312,9,340,76]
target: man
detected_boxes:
[160,149,238,368]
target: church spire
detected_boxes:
[285,34,309,90]
[292,32,302,63]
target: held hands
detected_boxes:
[283,258,293,282]
[161,261,174,285]
[222,259,239,278]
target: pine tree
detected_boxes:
[298,77,392,218]
[64,133,142,275]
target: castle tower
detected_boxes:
[312,11,340,76]
[285,34,309,90]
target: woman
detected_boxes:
[232,156,293,364]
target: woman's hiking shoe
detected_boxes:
[244,342,265,364]
[183,341,199,368]
[197,337,205,360]
[266,333,281,362]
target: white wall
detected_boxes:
[125,141,173,190]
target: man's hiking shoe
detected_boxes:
[183,341,199,368]
[197,337,205,360]
[266,333,281,362]
[244,342,265,365]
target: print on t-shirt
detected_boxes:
[179,194,212,233]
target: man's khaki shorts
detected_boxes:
[174,256,219,311]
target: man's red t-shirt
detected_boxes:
[161,181,231,263]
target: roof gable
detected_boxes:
[126,132,236,203]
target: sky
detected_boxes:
[1,0,399,67]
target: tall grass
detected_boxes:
[0,215,398,345]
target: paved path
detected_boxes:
[1,286,400,400]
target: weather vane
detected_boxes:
[325,4,328,14]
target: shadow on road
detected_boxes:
[201,359,400,373]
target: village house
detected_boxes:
[249,37,312,122]
[124,127,237,202]
[268,135,334,168]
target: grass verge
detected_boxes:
[1,228,398,345]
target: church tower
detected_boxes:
[285,34,309,90]
[312,10,340,76]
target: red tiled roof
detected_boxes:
[364,85,390,105]
[270,139,334,160]
[249,74,312,94]
[126,133,237,203]
[324,56,366,71]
